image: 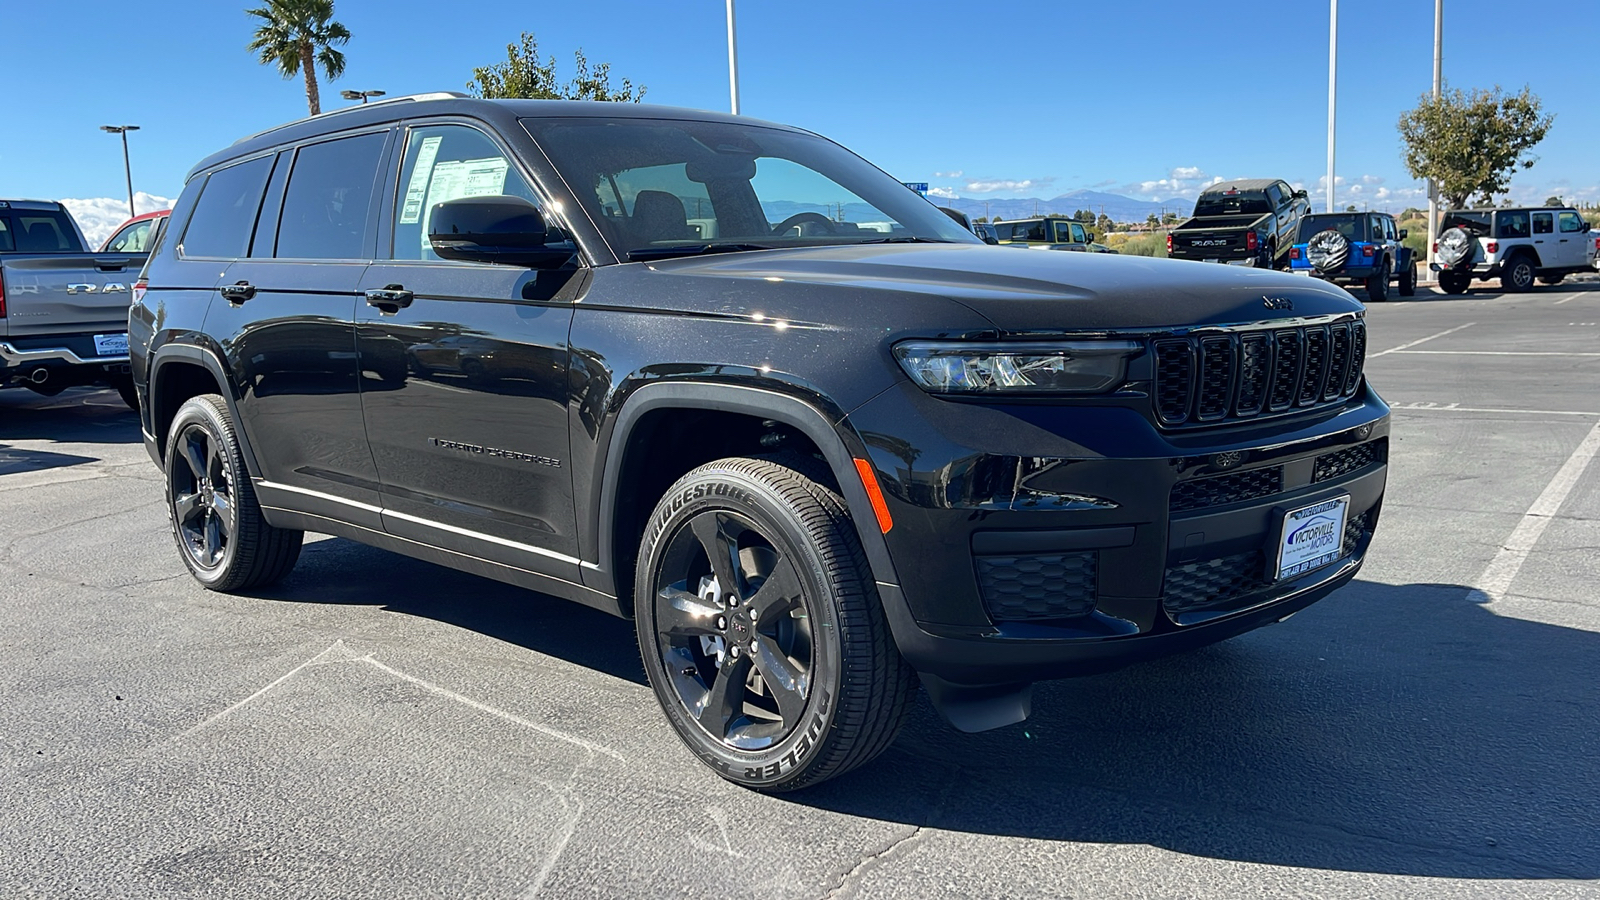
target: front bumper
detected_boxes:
[846,382,1389,687]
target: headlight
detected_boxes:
[892,340,1142,394]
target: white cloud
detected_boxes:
[58,192,173,247]
[933,170,964,179]
[1124,167,1226,201]
[1171,166,1204,179]
[963,177,1054,195]
[927,186,959,199]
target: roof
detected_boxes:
[1200,179,1280,194]
[0,199,67,211]
[190,94,800,181]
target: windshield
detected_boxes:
[1194,191,1271,217]
[1298,215,1366,243]
[522,117,979,260]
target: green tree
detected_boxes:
[469,32,645,102]
[1096,212,1114,234]
[1146,213,1159,229]
[246,0,351,117]
[1346,205,1359,213]
[1397,83,1554,210]
[1544,195,1565,207]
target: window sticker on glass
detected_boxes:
[398,136,444,225]
[418,156,511,248]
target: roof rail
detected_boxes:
[232,91,472,146]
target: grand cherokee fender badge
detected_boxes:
[430,438,561,468]
[1262,296,1294,311]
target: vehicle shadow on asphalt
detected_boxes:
[798,579,1599,881]
[258,536,648,685]
[0,387,141,445]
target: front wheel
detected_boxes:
[1398,261,1417,297]
[1366,261,1391,302]
[1439,270,1472,295]
[635,455,916,791]
[164,394,303,591]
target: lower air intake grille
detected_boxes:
[1313,439,1388,483]
[1162,552,1267,616]
[1170,467,1285,512]
[976,552,1097,621]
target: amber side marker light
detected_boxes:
[852,458,894,534]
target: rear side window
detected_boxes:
[0,218,11,251]
[104,219,153,252]
[182,156,274,258]
[1532,213,1553,235]
[276,132,386,260]
[2,212,84,252]
[1496,211,1530,239]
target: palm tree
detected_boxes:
[246,0,351,116]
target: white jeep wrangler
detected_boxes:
[1431,207,1599,294]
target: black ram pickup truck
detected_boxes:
[131,95,1389,791]
[1168,179,1312,269]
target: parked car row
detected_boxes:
[1429,206,1599,294]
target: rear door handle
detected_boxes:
[365,284,414,314]
[219,281,256,304]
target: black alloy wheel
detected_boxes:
[111,375,139,411]
[635,455,915,791]
[1366,260,1391,302]
[1501,256,1536,293]
[1439,270,1472,295]
[164,394,302,591]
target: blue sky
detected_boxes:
[2,0,1592,221]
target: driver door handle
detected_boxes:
[365,284,414,314]
[219,281,256,304]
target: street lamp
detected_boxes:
[340,89,386,104]
[726,0,740,115]
[100,125,140,220]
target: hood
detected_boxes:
[645,243,1364,334]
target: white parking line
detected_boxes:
[1388,403,1600,417]
[1396,350,1600,357]
[1368,322,1476,357]
[1473,418,1600,602]
[1553,291,1589,305]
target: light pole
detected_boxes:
[726,0,741,115]
[1426,0,1443,277]
[1326,0,1337,213]
[100,125,140,220]
[340,89,386,104]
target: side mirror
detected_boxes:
[1399,228,1409,239]
[983,235,999,245]
[428,196,571,268]
[1294,189,1308,199]
[1086,231,1097,242]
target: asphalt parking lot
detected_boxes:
[2,280,1598,899]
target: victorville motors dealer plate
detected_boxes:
[1276,496,1348,580]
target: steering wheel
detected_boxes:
[771,212,838,238]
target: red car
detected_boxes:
[98,208,169,253]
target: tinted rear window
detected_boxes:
[1298,214,1366,242]
[1442,211,1490,235]
[275,132,386,260]
[182,156,274,258]
[1195,191,1271,217]
[0,211,84,253]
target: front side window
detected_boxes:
[1071,222,1088,243]
[1533,213,1554,235]
[1559,211,1586,233]
[1265,184,1284,208]
[275,132,386,260]
[523,117,977,261]
[1052,221,1075,243]
[392,124,555,261]
[105,219,153,252]
[182,156,274,259]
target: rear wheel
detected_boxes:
[1398,261,1417,297]
[1500,255,1536,292]
[634,455,916,791]
[111,375,138,411]
[164,394,303,591]
[1439,270,1472,295]
[1366,260,1391,302]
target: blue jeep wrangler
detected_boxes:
[1289,211,1415,301]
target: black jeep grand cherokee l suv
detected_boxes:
[131,95,1388,790]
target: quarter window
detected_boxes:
[275,132,386,260]
[391,124,549,261]
[182,156,274,259]
[1559,211,1586,233]
[1496,211,1530,239]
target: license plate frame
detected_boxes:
[93,333,129,357]
[1272,495,1349,581]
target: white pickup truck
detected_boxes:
[0,200,148,407]
[1431,206,1600,294]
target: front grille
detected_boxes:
[1154,321,1366,427]
[1162,551,1267,615]
[1170,466,1284,512]
[976,552,1097,621]
[1313,439,1388,483]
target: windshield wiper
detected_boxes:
[853,236,956,245]
[626,242,776,262]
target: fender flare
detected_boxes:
[588,380,901,604]
[148,342,262,479]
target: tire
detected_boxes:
[1539,274,1566,286]
[634,455,916,792]
[164,394,303,591]
[1307,229,1349,273]
[1500,255,1536,293]
[1255,245,1275,269]
[1366,260,1391,302]
[111,375,138,411]
[1439,270,1472,295]
[1398,261,1417,297]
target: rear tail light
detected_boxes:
[0,271,6,318]
[1362,244,1375,257]
[132,279,147,305]
[1290,247,1301,260]
[1487,241,1498,253]
[1166,234,1172,253]
[1246,231,1259,251]
[1432,241,1439,253]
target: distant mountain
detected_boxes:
[936,190,1192,225]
